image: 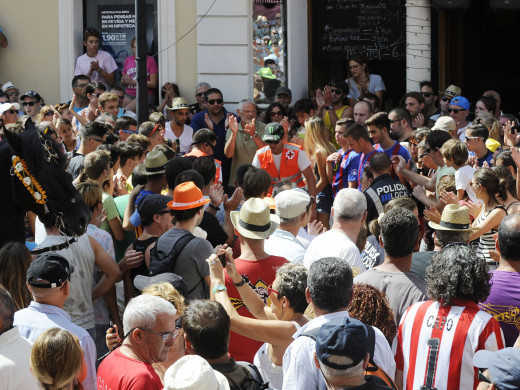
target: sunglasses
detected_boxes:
[120,129,136,134]
[7,91,19,97]
[449,108,462,113]
[91,93,101,98]
[330,89,343,95]
[208,99,223,105]
[267,284,279,296]
[148,124,160,138]
[22,101,38,107]
[271,111,283,117]
[389,118,402,124]
[465,136,481,141]
[422,92,434,97]
[4,109,17,114]
[266,139,281,145]
[205,142,216,150]
[89,137,105,143]
[196,92,205,97]
[44,111,54,116]
[441,96,451,102]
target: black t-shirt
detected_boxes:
[364,174,410,223]
[199,211,228,247]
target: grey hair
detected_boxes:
[276,263,308,313]
[195,82,211,91]
[237,99,256,112]
[318,355,365,381]
[279,214,305,225]
[434,229,471,248]
[333,188,367,221]
[123,294,177,334]
[0,289,15,334]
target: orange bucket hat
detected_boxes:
[167,181,210,210]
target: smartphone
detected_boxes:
[218,253,227,267]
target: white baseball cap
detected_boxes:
[275,188,311,219]
[0,102,20,115]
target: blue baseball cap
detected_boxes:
[450,96,470,110]
[473,348,520,390]
[315,317,368,369]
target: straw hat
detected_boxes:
[163,355,230,390]
[137,149,167,176]
[168,97,190,111]
[167,181,210,210]
[439,84,462,99]
[428,204,478,232]
[231,198,279,239]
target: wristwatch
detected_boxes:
[208,203,220,211]
[326,105,334,110]
[233,275,249,288]
[213,284,227,293]
[252,133,258,139]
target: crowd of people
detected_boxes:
[1,27,520,390]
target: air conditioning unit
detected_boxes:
[432,0,470,9]
[490,0,520,9]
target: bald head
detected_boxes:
[498,214,520,261]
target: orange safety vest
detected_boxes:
[184,149,222,183]
[257,143,305,194]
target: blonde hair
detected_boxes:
[76,180,103,211]
[304,116,336,161]
[38,105,54,124]
[30,328,83,390]
[98,92,119,108]
[440,139,468,167]
[477,112,500,142]
[142,282,186,315]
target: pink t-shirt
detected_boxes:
[122,55,158,96]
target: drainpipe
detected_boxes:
[406,0,431,92]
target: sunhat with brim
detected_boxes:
[168,97,190,111]
[257,67,276,80]
[137,149,167,176]
[167,181,210,210]
[439,84,462,99]
[429,204,479,232]
[163,355,230,390]
[231,197,280,239]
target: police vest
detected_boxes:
[184,149,222,183]
[257,143,305,193]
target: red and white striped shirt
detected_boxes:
[395,299,504,390]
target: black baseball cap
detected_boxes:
[262,122,285,143]
[137,194,173,219]
[275,87,292,98]
[21,90,42,101]
[315,317,368,369]
[27,252,74,288]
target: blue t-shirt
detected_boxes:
[346,74,386,101]
[332,149,355,197]
[383,141,411,163]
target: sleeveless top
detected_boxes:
[474,205,507,266]
[253,321,301,390]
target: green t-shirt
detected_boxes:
[435,164,456,199]
[113,194,136,262]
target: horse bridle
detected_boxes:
[9,134,82,254]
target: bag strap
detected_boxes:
[365,324,376,363]
[236,361,271,389]
[150,232,195,272]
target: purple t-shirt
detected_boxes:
[122,55,158,96]
[479,270,520,347]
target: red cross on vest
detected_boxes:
[286,150,295,160]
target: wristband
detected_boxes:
[233,275,249,287]
[208,203,220,211]
[213,284,227,293]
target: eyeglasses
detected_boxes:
[91,93,101,98]
[7,91,19,97]
[22,101,38,107]
[349,64,361,70]
[4,109,17,114]
[477,369,499,389]
[449,108,462,114]
[267,284,279,296]
[389,118,402,124]
[422,92,434,97]
[330,89,343,95]
[271,111,283,117]
[465,136,481,141]
[89,137,105,143]
[74,83,88,88]
[138,328,179,343]
[208,99,223,105]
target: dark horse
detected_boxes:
[0,129,91,248]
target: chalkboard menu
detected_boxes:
[313,0,406,61]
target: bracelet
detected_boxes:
[233,275,248,287]
[208,203,220,211]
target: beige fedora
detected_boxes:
[231,198,279,239]
[137,149,167,176]
[167,97,190,111]
[429,204,478,232]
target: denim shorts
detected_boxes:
[316,186,333,214]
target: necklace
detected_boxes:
[11,156,47,205]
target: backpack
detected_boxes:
[148,231,199,293]
[300,324,398,390]
[220,360,271,390]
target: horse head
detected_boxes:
[5,129,91,238]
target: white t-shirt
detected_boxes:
[164,122,194,155]
[303,229,365,273]
[74,50,118,89]
[252,147,311,172]
[455,164,477,202]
